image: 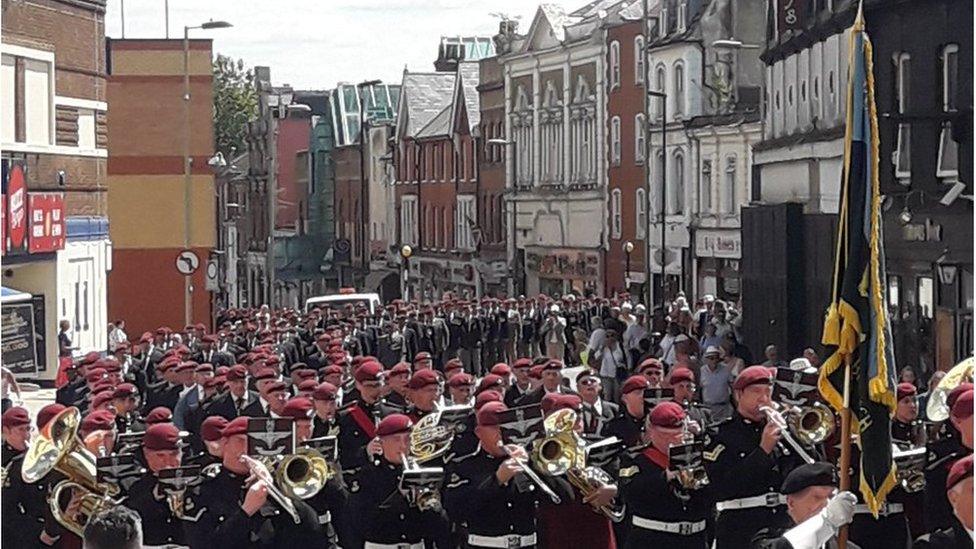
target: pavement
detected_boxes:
[13,385,56,419]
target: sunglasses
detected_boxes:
[578,378,600,386]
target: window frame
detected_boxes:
[636,188,647,239]
[634,36,645,85]
[610,116,621,165]
[610,188,622,239]
[894,52,911,181]
[609,40,621,89]
[634,113,646,164]
[673,61,685,116]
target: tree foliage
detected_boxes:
[213,54,257,159]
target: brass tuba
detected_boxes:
[274,447,332,500]
[926,357,973,422]
[22,407,121,537]
[532,409,625,521]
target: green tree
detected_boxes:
[213,54,257,159]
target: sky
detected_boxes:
[105,0,574,90]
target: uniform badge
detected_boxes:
[349,479,360,493]
[703,444,725,462]
[618,465,639,478]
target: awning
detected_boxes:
[364,269,397,292]
[0,286,33,304]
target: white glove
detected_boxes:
[782,491,857,549]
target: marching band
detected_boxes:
[1,295,972,549]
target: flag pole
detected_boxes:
[837,355,853,549]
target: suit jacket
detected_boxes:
[580,399,618,437]
[173,386,202,429]
[240,397,270,418]
[515,384,578,407]
[205,390,258,421]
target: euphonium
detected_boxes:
[274,447,332,500]
[21,407,121,537]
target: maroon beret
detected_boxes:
[408,369,440,390]
[226,365,248,381]
[2,406,30,429]
[292,368,317,381]
[513,358,532,369]
[542,360,564,371]
[649,401,686,429]
[444,359,463,372]
[139,332,153,344]
[638,358,664,373]
[254,368,277,381]
[264,380,287,394]
[37,404,66,429]
[621,375,651,395]
[86,369,108,384]
[950,388,973,421]
[144,407,173,426]
[528,365,544,380]
[319,364,343,377]
[195,363,214,374]
[172,361,196,374]
[541,393,581,415]
[733,366,775,391]
[476,401,508,427]
[447,373,475,388]
[202,334,218,344]
[948,383,974,411]
[201,416,228,442]
[144,423,181,451]
[389,362,412,377]
[297,379,319,393]
[670,367,695,385]
[897,382,917,402]
[282,397,315,420]
[946,454,973,491]
[81,410,116,434]
[100,359,122,374]
[490,363,512,377]
[413,352,433,363]
[312,382,338,401]
[476,374,505,394]
[82,351,101,365]
[91,380,115,395]
[354,362,383,383]
[221,416,249,438]
[376,414,413,437]
[112,383,138,400]
[576,369,598,384]
[475,390,503,410]
[215,366,230,377]
[91,391,115,410]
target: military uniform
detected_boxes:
[2,441,60,547]
[704,413,804,549]
[125,471,189,546]
[444,448,540,548]
[605,410,644,448]
[183,465,321,548]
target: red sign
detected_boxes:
[6,164,27,253]
[1,194,5,256]
[28,193,66,253]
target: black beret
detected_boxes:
[781,462,836,495]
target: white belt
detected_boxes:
[716,493,786,512]
[364,543,424,549]
[632,516,707,535]
[467,532,538,548]
[317,510,331,525]
[854,503,904,516]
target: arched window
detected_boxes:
[634,113,646,163]
[611,189,622,239]
[673,61,685,115]
[636,188,647,238]
[634,36,645,85]
[653,149,665,216]
[609,41,621,88]
[655,65,666,120]
[701,157,713,213]
[672,150,685,215]
[610,116,621,165]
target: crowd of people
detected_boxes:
[0,292,972,549]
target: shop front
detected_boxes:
[525,247,603,298]
[695,229,742,302]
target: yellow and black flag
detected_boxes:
[818,6,897,517]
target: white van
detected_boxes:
[304,291,382,314]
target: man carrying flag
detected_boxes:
[818,4,900,549]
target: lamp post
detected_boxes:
[401,245,413,302]
[487,137,519,297]
[623,240,634,292]
[183,19,231,326]
[357,80,382,280]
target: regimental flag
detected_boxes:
[818,5,897,517]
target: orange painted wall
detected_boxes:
[108,247,212,337]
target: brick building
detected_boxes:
[2,0,110,381]
[106,39,216,334]
[477,53,509,297]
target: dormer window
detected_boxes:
[659,7,668,38]
[677,2,687,32]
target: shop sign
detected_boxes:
[28,193,66,253]
[1,301,38,376]
[695,231,741,259]
[5,163,27,254]
[526,249,600,281]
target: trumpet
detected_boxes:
[239,454,301,523]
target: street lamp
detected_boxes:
[623,241,635,291]
[358,79,382,280]
[488,137,520,296]
[401,245,413,302]
[183,19,232,326]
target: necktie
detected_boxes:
[235,397,244,414]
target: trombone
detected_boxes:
[497,441,561,504]
[759,401,834,464]
[239,454,301,523]
[274,447,333,500]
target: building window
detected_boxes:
[917,276,934,319]
[724,154,737,215]
[634,113,646,164]
[654,149,665,216]
[1,55,14,143]
[24,58,52,146]
[456,195,476,250]
[401,195,418,245]
[941,44,958,112]
[609,41,621,89]
[443,206,451,249]
[894,52,911,181]
[610,116,621,165]
[673,61,685,116]
[887,275,901,310]
[77,109,96,149]
[611,189,622,239]
[636,188,647,238]
[937,45,959,182]
[701,158,713,213]
[937,122,959,181]
[672,150,685,215]
[655,65,666,120]
[634,36,645,85]
[676,1,686,32]
[659,7,668,37]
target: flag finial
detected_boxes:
[853,0,865,30]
